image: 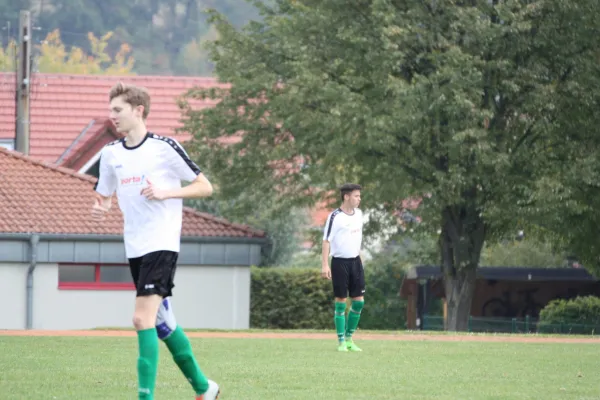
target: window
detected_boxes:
[78,151,101,177]
[84,159,100,178]
[0,139,14,150]
[58,264,134,290]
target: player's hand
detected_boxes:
[141,179,168,201]
[321,266,331,280]
[91,197,109,221]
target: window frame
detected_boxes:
[58,263,134,291]
[0,139,14,150]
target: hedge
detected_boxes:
[538,295,600,334]
[250,259,407,330]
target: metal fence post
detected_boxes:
[525,315,530,333]
[511,318,516,333]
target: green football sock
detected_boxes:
[334,301,347,343]
[137,328,159,399]
[346,300,364,339]
[163,326,209,395]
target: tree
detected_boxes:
[523,48,600,274]
[32,0,261,75]
[481,239,566,268]
[0,29,134,74]
[35,30,134,74]
[175,25,219,76]
[179,1,600,330]
[0,40,16,72]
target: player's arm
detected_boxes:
[95,192,113,210]
[91,193,112,221]
[143,139,213,201]
[91,149,116,221]
[160,173,213,200]
[321,213,334,280]
[321,240,331,278]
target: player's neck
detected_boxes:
[125,125,148,147]
[340,204,354,215]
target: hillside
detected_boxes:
[0,0,261,76]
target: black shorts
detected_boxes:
[331,256,366,299]
[128,250,178,298]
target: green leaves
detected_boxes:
[539,296,600,327]
[180,0,600,271]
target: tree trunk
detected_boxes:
[440,205,486,331]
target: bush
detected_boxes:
[250,267,332,329]
[359,255,407,330]
[250,257,408,330]
[538,296,600,334]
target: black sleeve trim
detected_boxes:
[93,152,104,191]
[152,133,201,175]
[172,143,201,175]
[326,208,341,240]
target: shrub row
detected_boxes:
[250,260,407,330]
[538,295,600,334]
[252,262,600,333]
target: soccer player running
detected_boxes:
[321,183,365,352]
[90,82,220,399]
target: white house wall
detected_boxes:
[1,263,250,330]
[0,263,27,329]
[169,266,250,330]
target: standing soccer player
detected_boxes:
[321,183,365,352]
[90,82,220,400]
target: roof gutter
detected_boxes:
[0,233,269,245]
[26,234,40,329]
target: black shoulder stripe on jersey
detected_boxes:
[326,208,342,240]
[148,133,201,175]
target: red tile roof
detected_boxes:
[0,72,338,235]
[0,72,224,163]
[0,147,265,238]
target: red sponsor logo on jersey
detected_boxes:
[120,175,145,185]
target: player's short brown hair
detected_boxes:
[340,183,362,201]
[109,82,151,119]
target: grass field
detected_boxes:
[0,332,599,400]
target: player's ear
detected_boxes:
[135,104,145,118]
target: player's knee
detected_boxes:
[133,294,163,330]
[334,300,347,316]
[132,308,158,330]
[132,313,155,330]
[351,299,365,313]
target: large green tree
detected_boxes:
[526,52,600,274]
[179,0,600,330]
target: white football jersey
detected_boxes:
[323,208,364,258]
[94,132,201,258]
